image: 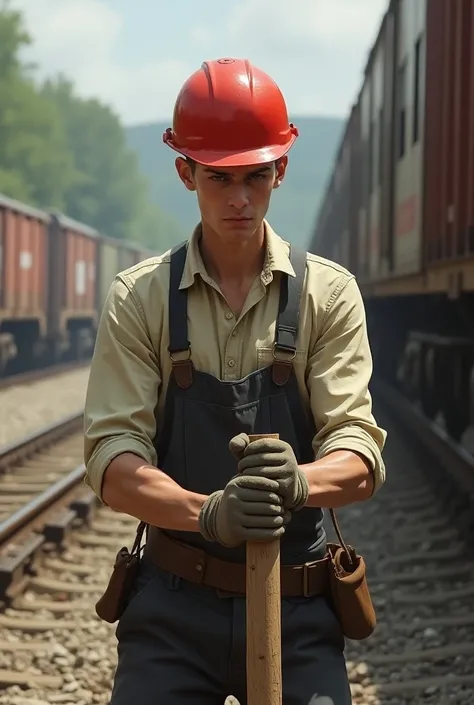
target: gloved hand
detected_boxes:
[229,433,309,511]
[199,474,291,547]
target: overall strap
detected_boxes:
[272,245,307,386]
[168,241,193,389]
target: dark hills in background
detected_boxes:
[125,115,345,250]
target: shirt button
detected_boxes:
[227,358,236,367]
[225,311,233,320]
[232,330,237,337]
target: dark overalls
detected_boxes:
[109,242,352,705]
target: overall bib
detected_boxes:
[109,242,352,705]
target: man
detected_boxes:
[84,58,386,705]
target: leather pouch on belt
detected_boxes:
[95,521,147,624]
[326,509,376,641]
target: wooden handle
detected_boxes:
[246,433,282,705]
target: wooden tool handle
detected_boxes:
[246,433,282,705]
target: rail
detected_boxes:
[0,411,97,600]
[372,376,474,528]
[0,359,90,391]
[0,464,86,546]
[0,410,84,473]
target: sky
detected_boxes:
[12,0,389,127]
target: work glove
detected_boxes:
[199,474,291,547]
[229,434,309,511]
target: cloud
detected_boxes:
[11,0,389,124]
[226,0,387,54]
[190,0,389,117]
[13,0,191,124]
[14,0,121,80]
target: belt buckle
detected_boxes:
[303,562,311,597]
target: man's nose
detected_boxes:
[228,186,250,210]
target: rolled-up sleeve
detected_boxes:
[307,273,386,493]
[83,276,161,501]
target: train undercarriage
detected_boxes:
[366,292,474,450]
[0,319,46,376]
[0,316,96,378]
[64,318,96,363]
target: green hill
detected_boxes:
[125,115,345,250]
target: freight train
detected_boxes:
[310,0,474,447]
[0,192,155,377]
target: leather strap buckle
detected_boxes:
[303,562,311,597]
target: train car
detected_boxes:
[47,212,100,363]
[96,235,155,314]
[95,234,121,315]
[117,239,147,271]
[0,189,158,379]
[310,0,474,446]
[0,194,51,374]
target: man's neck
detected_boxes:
[199,222,266,285]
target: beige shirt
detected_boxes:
[83,221,386,500]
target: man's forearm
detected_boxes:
[300,450,374,508]
[101,452,207,532]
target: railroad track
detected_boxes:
[335,378,474,705]
[0,412,137,703]
[0,411,90,599]
[0,360,90,392]
[0,388,473,704]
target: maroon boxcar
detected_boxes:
[310,0,474,446]
[48,212,99,362]
[423,0,474,266]
[0,193,50,372]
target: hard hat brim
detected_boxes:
[165,135,297,168]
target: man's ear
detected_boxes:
[175,157,196,192]
[273,156,288,189]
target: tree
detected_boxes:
[0,3,77,209]
[0,0,28,73]
[0,2,184,250]
[41,76,184,246]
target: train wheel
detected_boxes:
[68,327,94,361]
[420,346,439,419]
[0,333,17,376]
[442,349,470,441]
[466,363,474,442]
[399,339,422,403]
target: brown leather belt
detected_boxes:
[143,529,330,597]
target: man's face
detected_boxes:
[175,157,288,243]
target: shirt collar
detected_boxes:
[178,219,296,290]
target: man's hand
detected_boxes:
[199,474,291,547]
[229,433,309,511]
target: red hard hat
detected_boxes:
[163,58,298,167]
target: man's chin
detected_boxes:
[219,218,259,239]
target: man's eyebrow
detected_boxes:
[202,166,272,175]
